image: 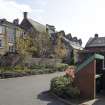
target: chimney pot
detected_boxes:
[95,34,98,38]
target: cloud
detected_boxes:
[0,0,32,22]
[9,1,32,12]
[36,0,48,7]
[0,0,47,23]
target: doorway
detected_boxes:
[96,59,104,94]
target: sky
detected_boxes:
[0,0,105,46]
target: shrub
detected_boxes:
[31,68,55,75]
[70,50,75,65]
[14,65,30,73]
[54,63,68,71]
[0,67,14,73]
[0,63,69,77]
[29,63,68,74]
[44,64,54,69]
[64,86,80,98]
[30,64,44,69]
[50,75,80,98]
[0,65,31,74]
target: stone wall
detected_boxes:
[25,57,62,66]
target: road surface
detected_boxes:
[0,72,67,105]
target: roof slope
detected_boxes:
[85,37,105,48]
[77,54,104,72]
[0,19,17,27]
[62,37,83,50]
[28,19,46,33]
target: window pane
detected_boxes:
[0,26,2,33]
[7,27,15,43]
[0,39,2,47]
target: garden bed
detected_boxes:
[0,63,69,79]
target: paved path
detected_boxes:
[0,72,67,105]
[82,95,105,105]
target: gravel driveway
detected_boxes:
[0,72,67,105]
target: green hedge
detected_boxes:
[50,75,80,99]
[54,63,68,71]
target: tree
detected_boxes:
[54,35,67,59]
[16,30,52,58]
[16,35,35,64]
[70,50,75,65]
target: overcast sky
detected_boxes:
[0,0,105,46]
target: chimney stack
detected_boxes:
[13,19,19,25]
[94,33,98,38]
[23,12,28,19]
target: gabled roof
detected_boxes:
[85,37,105,48]
[21,12,46,33]
[28,18,46,33]
[62,37,83,50]
[0,19,16,27]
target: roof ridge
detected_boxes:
[85,36,105,48]
[85,37,94,47]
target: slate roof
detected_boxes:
[62,37,83,50]
[28,19,46,33]
[0,19,16,27]
[85,37,105,48]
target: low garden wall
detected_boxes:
[24,57,62,66]
[0,58,69,79]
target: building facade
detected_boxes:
[75,34,105,99]
[0,19,23,55]
[49,30,83,64]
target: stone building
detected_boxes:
[85,34,105,54]
[63,33,83,64]
[0,19,23,55]
[79,34,105,63]
[49,30,83,64]
[75,34,105,99]
[21,12,46,34]
[20,12,51,57]
[20,12,83,62]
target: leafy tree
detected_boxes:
[54,35,67,59]
[16,30,51,58]
[70,50,75,65]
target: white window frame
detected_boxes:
[7,27,15,43]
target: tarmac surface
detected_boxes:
[0,72,67,105]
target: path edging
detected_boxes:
[50,92,79,105]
